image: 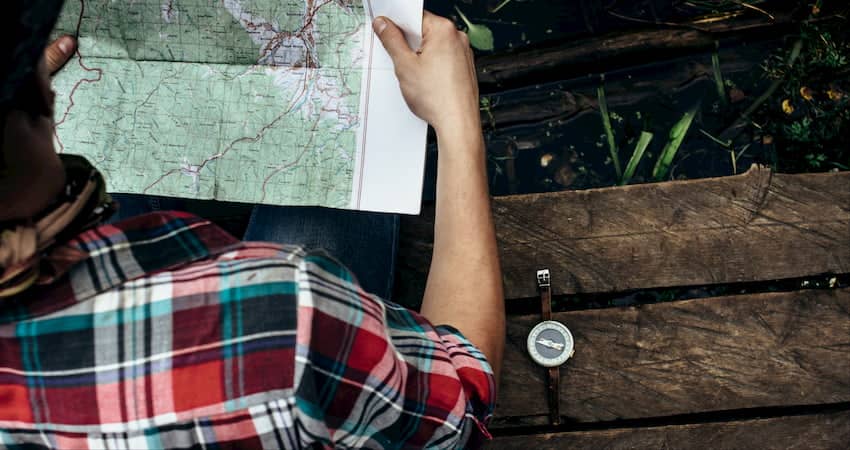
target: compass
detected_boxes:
[527,320,574,367]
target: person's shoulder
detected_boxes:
[65,211,313,301]
[100,210,312,261]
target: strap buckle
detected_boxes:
[535,268,560,425]
[536,269,551,288]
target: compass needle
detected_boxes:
[527,321,574,367]
[536,338,565,351]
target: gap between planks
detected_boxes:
[395,166,850,305]
[486,407,850,450]
[492,287,850,426]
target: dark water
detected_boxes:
[421,39,779,199]
[427,0,802,55]
[482,42,775,194]
[419,0,848,199]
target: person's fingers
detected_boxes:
[422,10,439,35]
[44,36,77,74]
[373,16,415,68]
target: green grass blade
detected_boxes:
[597,82,622,178]
[652,107,698,181]
[712,42,728,107]
[620,131,654,185]
[489,0,514,13]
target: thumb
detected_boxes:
[44,36,77,74]
[373,17,415,66]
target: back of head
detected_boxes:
[0,0,66,113]
[0,0,67,220]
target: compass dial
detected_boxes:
[527,320,574,367]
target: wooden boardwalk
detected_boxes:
[396,167,850,448]
[400,2,850,446]
[184,3,847,445]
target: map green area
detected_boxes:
[53,0,367,207]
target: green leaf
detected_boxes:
[652,106,698,181]
[454,6,494,51]
[620,131,654,185]
[597,81,622,178]
[711,43,727,107]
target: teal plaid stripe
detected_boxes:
[0,212,495,449]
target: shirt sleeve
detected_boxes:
[292,251,496,449]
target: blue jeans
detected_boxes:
[109,194,399,299]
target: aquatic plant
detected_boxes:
[620,131,654,185]
[653,107,699,181]
[597,79,623,178]
[454,6,494,51]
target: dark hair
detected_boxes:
[0,0,66,110]
[1,71,53,169]
[0,0,64,171]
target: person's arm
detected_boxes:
[373,13,505,381]
[423,112,504,381]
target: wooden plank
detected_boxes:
[479,40,766,131]
[395,167,850,302]
[478,36,778,136]
[487,410,850,449]
[493,288,850,425]
[475,13,796,91]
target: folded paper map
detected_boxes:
[52,0,427,214]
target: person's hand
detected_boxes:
[44,35,77,75]
[373,12,479,137]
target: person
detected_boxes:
[0,0,505,448]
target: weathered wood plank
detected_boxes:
[478,37,776,133]
[487,410,850,449]
[395,167,850,303]
[475,13,797,91]
[493,288,850,425]
[480,43,763,131]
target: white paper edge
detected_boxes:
[350,0,427,215]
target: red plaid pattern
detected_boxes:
[0,212,495,449]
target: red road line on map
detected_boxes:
[54,0,104,153]
[142,68,318,194]
[258,115,322,202]
[142,0,330,193]
[245,0,333,68]
[136,3,348,197]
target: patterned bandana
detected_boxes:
[0,154,113,297]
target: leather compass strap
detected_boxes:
[537,270,561,426]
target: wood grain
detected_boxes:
[475,14,794,91]
[493,288,850,425]
[395,167,850,303]
[478,38,775,133]
[487,410,850,449]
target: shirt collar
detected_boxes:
[0,210,242,323]
[0,154,114,298]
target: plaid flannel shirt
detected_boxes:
[0,211,495,449]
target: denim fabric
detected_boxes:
[245,205,399,300]
[109,194,399,299]
[110,194,189,222]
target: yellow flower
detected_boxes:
[812,4,821,15]
[782,99,794,114]
[827,89,843,101]
[799,86,814,101]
